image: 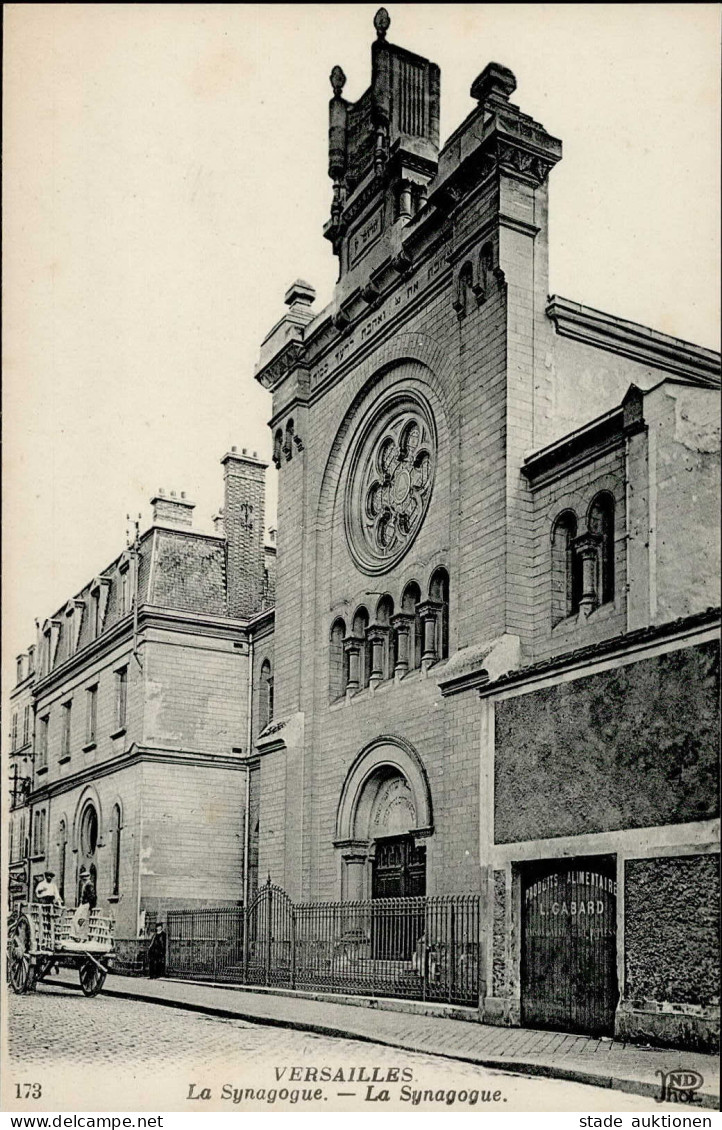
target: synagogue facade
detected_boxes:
[251,11,720,1047]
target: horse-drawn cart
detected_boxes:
[8,902,114,997]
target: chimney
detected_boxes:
[221,447,267,617]
[151,489,195,529]
[212,509,225,536]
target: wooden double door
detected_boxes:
[372,834,426,899]
[371,834,426,961]
[521,855,618,1036]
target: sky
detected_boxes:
[3,3,720,706]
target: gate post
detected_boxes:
[264,891,272,986]
[242,903,249,983]
[449,903,456,1004]
[212,911,219,981]
[290,908,297,990]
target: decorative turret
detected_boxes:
[324,9,440,279]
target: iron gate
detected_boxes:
[167,885,481,1005]
[243,882,294,986]
[521,856,618,1036]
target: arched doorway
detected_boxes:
[335,736,433,903]
[77,801,99,903]
[364,770,426,899]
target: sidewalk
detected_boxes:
[60,973,719,1107]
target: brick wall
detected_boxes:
[530,445,627,662]
[223,451,267,618]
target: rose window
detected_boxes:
[345,398,436,574]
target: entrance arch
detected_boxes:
[334,736,433,901]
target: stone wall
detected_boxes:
[619,853,720,1051]
[494,640,720,843]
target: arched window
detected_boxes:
[272,429,283,469]
[588,492,615,605]
[80,804,98,857]
[283,419,294,462]
[329,618,346,701]
[478,242,494,302]
[57,819,67,902]
[455,261,474,317]
[111,804,122,898]
[402,582,422,670]
[375,595,395,680]
[260,659,273,730]
[352,607,370,689]
[429,567,450,659]
[551,511,580,625]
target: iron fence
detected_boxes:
[167,889,481,1006]
[165,907,244,981]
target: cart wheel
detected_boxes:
[79,959,106,997]
[8,918,33,994]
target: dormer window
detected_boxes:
[89,577,111,638]
[91,591,100,638]
[120,565,130,616]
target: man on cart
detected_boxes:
[35,871,63,907]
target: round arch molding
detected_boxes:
[335,734,434,846]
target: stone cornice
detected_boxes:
[472,608,720,700]
[547,296,721,388]
[139,604,249,639]
[522,406,626,487]
[28,743,246,801]
[31,604,250,698]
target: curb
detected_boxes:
[50,979,720,1110]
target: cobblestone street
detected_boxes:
[6,983,675,1113]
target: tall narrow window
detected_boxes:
[33,809,46,856]
[273,429,283,469]
[86,685,98,745]
[551,511,580,625]
[402,582,422,671]
[329,619,346,701]
[352,607,370,689]
[115,667,128,730]
[429,568,450,659]
[91,591,100,638]
[37,715,49,770]
[111,804,122,898]
[260,659,272,730]
[11,712,18,751]
[120,566,131,616]
[375,596,395,680]
[588,492,615,605]
[57,819,67,902]
[61,701,72,760]
[23,705,30,746]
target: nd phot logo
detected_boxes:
[655,1069,704,1105]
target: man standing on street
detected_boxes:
[148,922,167,979]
